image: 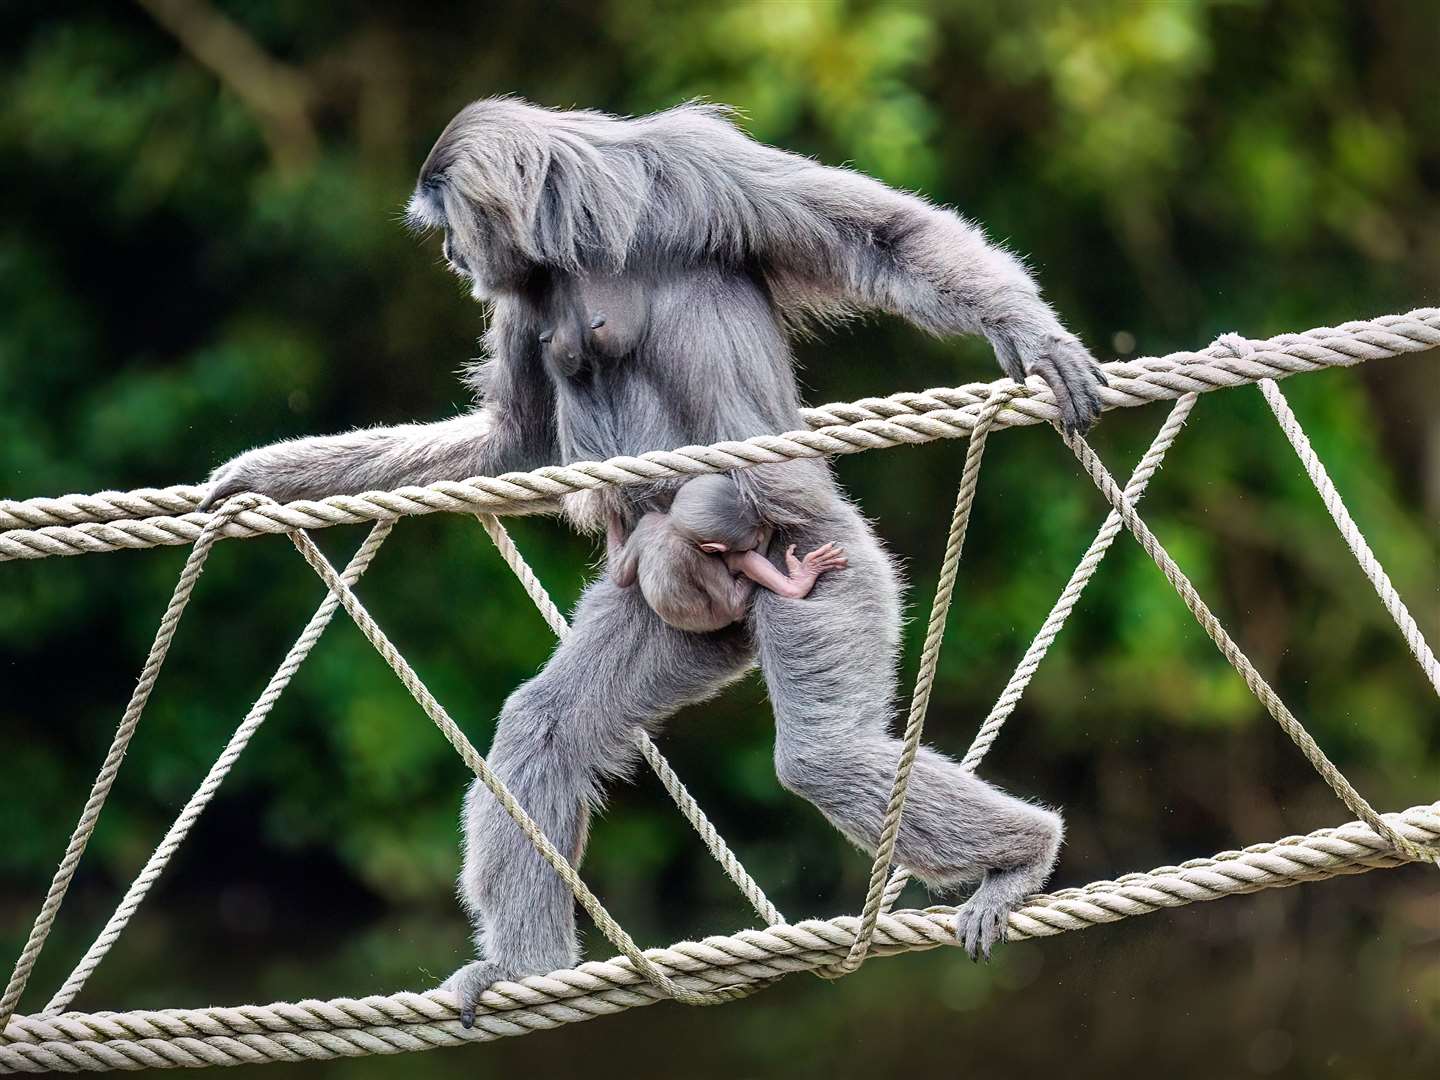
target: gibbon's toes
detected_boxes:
[954,894,1010,962]
[440,959,514,1029]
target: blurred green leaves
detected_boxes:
[0,2,1437,1023]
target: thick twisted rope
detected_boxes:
[1062,432,1439,866]
[3,311,1436,1070]
[0,496,260,1035]
[473,514,786,927]
[39,524,394,1018]
[2,804,1435,1072]
[3,310,1436,562]
[828,387,1015,975]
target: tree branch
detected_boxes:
[136,0,318,174]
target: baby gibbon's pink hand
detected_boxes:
[786,542,848,579]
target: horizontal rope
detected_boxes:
[2,309,1435,562]
[2,803,1434,1072]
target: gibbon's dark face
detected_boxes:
[405,175,479,291]
[435,225,497,301]
[440,230,470,280]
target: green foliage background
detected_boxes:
[1,2,1437,1076]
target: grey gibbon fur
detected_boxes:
[608,473,848,633]
[204,98,1099,1023]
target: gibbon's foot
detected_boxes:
[953,891,1011,963]
[440,959,517,1029]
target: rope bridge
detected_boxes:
[1,310,1437,1072]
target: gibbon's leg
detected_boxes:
[444,578,753,1022]
[752,496,1062,960]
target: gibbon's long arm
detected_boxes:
[677,118,1108,432]
[202,409,537,507]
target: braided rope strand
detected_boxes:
[2,804,1434,1072]
[3,311,1435,562]
[830,386,1015,975]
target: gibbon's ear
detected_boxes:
[698,542,728,554]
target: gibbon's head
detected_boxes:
[404,96,748,296]
[669,474,765,554]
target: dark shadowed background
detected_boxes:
[2,2,1438,1077]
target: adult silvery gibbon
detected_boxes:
[204,98,1104,1020]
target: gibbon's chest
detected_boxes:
[530,277,700,460]
[536,274,650,383]
[518,265,794,462]
[549,351,697,464]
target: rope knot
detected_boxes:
[213,492,274,513]
[1211,332,1256,359]
[988,377,1028,404]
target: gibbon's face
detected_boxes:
[437,227,492,302]
[406,183,486,298]
[440,231,470,280]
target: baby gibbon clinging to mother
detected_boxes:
[608,474,847,633]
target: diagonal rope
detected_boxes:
[1253,377,1440,698]
[0,496,260,1033]
[473,514,785,926]
[282,524,751,1006]
[959,394,1200,768]
[40,523,393,1017]
[827,384,1017,977]
[631,737,785,927]
[1062,432,1439,866]
[472,516,568,638]
[877,392,1200,912]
